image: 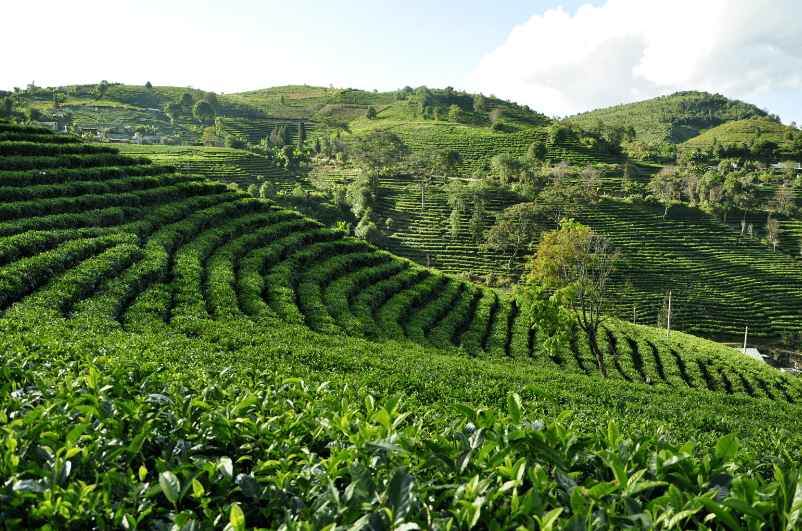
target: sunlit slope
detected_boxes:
[566,91,770,144]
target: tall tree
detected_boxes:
[350,129,406,198]
[403,149,444,211]
[648,166,683,219]
[765,215,781,251]
[192,100,215,124]
[164,102,182,124]
[444,179,468,237]
[473,93,486,113]
[448,104,463,123]
[515,219,620,378]
[483,202,541,268]
[468,179,491,245]
[490,153,521,185]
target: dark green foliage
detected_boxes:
[192,100,215,124]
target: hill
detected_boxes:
[566,91,773,144]
[681,118,802,154]
[3,122,802,528]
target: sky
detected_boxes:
[3,0,801,125]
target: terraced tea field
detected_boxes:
[116,144,313,194]
[4,123,802,529]
[352,120,622,175]
[575,201,802,340]
[0,122,796,390]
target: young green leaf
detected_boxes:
[229,503,245,531]
[159,471,180,505]
[508,393,522,425]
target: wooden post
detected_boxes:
[666,291,672,338]
[743,326,748,352]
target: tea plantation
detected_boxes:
[2,123,802,530]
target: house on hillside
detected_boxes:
[734,347,768,363]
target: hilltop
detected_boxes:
[566,91,773,145]
[681,118,802,154]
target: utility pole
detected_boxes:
[633,305,636,325]
[666,291,672,338]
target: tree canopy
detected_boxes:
[516,219,620,378]
[350,130,406,197]
[164,102,182,124]
[483,202,542,268]
[192,100,215,124]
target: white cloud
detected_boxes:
[470,0,802,122]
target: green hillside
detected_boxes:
[566,91,772,144]
[4,121,802,529]
[681,119,802,153]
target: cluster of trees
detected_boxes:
[647,161,799,222]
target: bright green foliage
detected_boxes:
[518,219,621,378]
[448,104,463,123]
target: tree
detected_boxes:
[268,125,291,148]
[259,180,276,199]
[365,106,377,120]
[765,215,781,251]
[355,208,381,243]
[299,121,307,144]
[193,100,215,124]
[404,149,445,211]
[515,219,620,378]
[468,178,491,245]
[527,141,547,161]
[578,165,601,195]
[770,182,796,216]
[536,161,595,225]
[181,92,194,107]
[490,153,521,185]
[281,144,295,168]
[751,138,778,158]
[448,104,463,123]
[164,102,182,124]
[445,179,468,237]
[350,129,406,197]
[483,202,542,268]
[648,166,683,219]
[145,81,152,89]
[473,93,486,113]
